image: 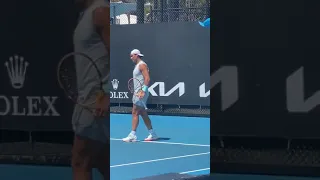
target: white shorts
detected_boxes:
[72,104,109,143]
[132,91,149,108]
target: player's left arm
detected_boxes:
[93,6,110,54]
[140,64,150,87]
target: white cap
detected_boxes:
[130,49,144,57]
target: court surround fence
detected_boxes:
[110,0,210,25]
[111,103,210,117]
[211,137,320,177]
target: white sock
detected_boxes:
[148,129,154,134]
[130,131,136,135]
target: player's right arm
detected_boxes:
[139,64,150,86]
[92,6,110,94]
[137,63,150,99]
[92,6,110,116]
[93,6,110,55]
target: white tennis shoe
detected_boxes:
[122,133,137,142]
[122,132,159,142]
[144,132,158,141]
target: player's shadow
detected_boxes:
[156,137,171,141]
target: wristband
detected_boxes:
[142,85,148,92]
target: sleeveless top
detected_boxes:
[73,0,109,102]
[133,60,148,93]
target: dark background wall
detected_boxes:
[210,0,320,177]
[0,0,77,131]
[211,0,320,139]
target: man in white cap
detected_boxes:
[122,49,158,142]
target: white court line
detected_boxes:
[110,138,210,147]
[180,168,210,174]
[110,152,210,168]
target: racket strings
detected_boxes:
[128,78,143,94]
[58,52,105,108]
[128,79,135,93]
[58,65,79,101]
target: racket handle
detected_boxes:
[135,92,148,110]
[142,101,148,110]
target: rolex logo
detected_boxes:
[110,79,129,99]
[4,55,29,89]
[111,79,119,90]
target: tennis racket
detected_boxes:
[57,52,108,116]
[128,78,148,110]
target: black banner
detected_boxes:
[110,22,210,106]
[211,0,320,139]
[0,0,77,131]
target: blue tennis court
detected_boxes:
[0,113,210,180]
[1,113,319,180]
[1,108,319,180]
[110,113,210,179]
[2,114,317,180]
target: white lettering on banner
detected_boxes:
[2,55,60,117]
[0,96,60,116]
[149,82,185,97]
[199,83,210,97]
[212,66,320,112]
[211,66,239,111]
[5,55,29,89]
[286,67,320,112]
[110,79,129,99]
[110,92,129,99]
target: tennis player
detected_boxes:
[122,49,158,142]
[72,0,109,180]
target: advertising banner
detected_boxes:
[110,22,210,106]
[0,1,77,130]
[211,4,320,138]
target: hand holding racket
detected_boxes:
[95,90,109,116]
[128,78,148,110]
[136,90,145,99]
[57,52,109,116]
